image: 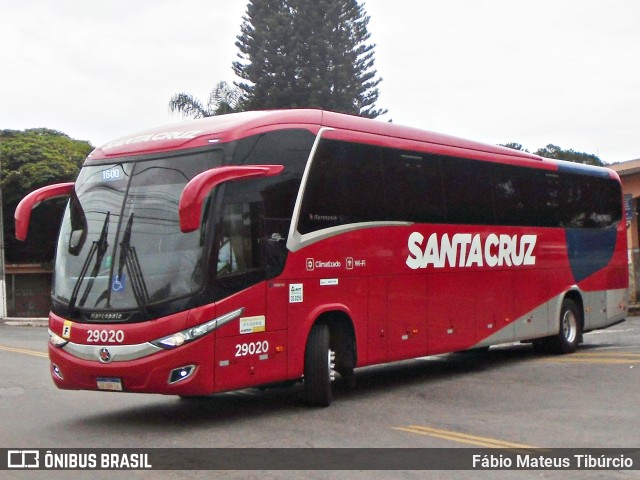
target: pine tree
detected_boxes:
[233,0,385,118]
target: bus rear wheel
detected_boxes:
[304,324,335,407]
[534,298,582,354]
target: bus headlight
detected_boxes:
[150,307,244,350]
[154,332,188,349]
[49,329,68,347]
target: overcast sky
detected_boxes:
[1,0,639,163]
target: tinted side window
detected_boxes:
[557,174,622,228]
[441,157,495,225]
[298,140,385,234]
[560,174,590,227]
[231,129,315,221]
[598,178,623,227]
[298,140,448,234]
[297,137,622,234]
[493,166,543,226]
[384,154,446,223]
[213,129,315,292]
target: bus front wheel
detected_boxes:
[304,324,335,407]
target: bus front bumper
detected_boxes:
[48,335,215,396]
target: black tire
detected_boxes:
[534,298,582,354]
[333,323,356,390]
[304,324,334,407]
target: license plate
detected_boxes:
[96,378,123,391]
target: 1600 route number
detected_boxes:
[235,341,269,357]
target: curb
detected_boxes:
[3,318,48,327]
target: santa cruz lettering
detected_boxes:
[102,130,202,149]
[406,232,537,270]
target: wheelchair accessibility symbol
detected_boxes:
[112,274,126,293]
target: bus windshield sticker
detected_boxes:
[289,284,303,303]
[101,167,121,182]
[112,274,126,293]
[240,316,266,334]
[62,320,73,339]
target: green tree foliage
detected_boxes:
[499,142,529,153]
[500,142,604,166]
[169,81,242,118]
[233,0,386,118]
[534,144,604,166]
[0,128,92,263]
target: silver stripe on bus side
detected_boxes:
[290,221,412,253]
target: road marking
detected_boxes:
[0,344,48,358]
[574,352,640,357]
[537,351,640,364]
[393,425,537,450]
[589,329,634,334]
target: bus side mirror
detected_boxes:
[178,165,284,233]
[14,182,75,241]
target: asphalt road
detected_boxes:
[1,317,639,480]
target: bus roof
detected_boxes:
[87,109,542,163]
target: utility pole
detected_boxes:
[0,184,6,318]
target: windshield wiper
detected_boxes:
[117,213,150,315]
[67,212,110,315]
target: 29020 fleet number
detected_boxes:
[87,329,125,343]
[235,340,269,357]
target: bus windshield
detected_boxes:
[53,149,223,318]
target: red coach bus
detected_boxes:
[15,109,628,406]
